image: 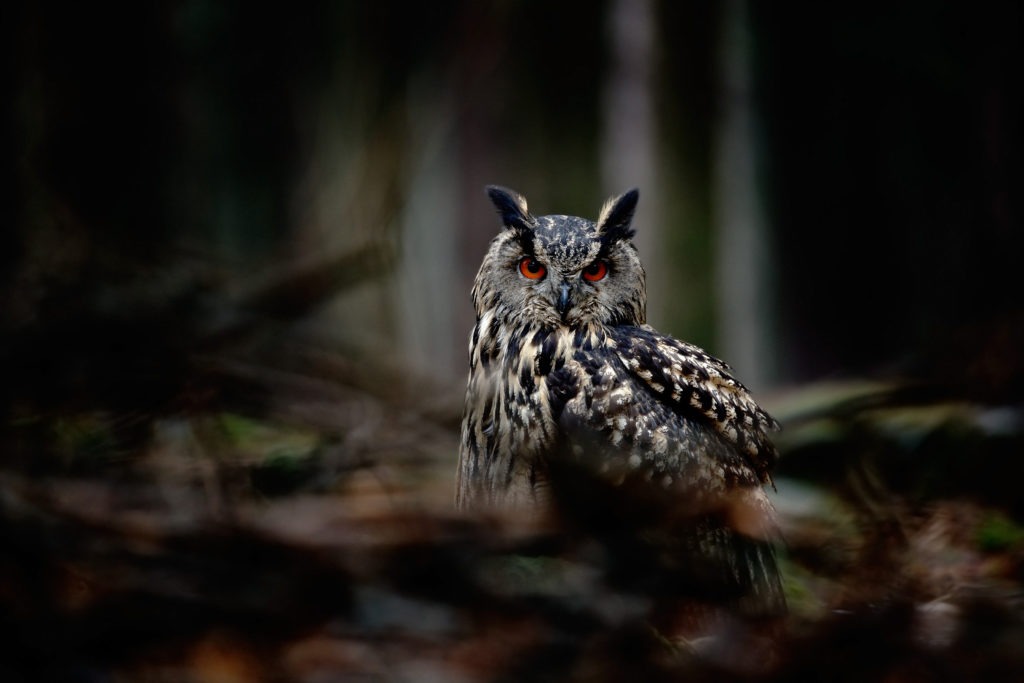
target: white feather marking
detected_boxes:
[652,430,668,455]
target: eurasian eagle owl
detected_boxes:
[457,186,785,618]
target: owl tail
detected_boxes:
[727,533,788,619]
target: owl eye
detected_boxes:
[518,256,546,280]
[582,260,608,282]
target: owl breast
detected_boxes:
[457,313,600,510]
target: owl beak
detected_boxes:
[556,281,573,318]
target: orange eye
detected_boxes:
[582,260,608,282]
[518,257,546,280]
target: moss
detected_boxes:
[976,512,1024,553]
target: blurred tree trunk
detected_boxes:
[601,0,664,326]
[712,0,777,389]
[395,76,461,380]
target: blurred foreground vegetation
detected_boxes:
[2,342,1024,681]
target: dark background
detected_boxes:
[2,2,1023,681]
[6,2,1022,393]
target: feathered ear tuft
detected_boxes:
[597,188,639,242]
[485,185,535,232]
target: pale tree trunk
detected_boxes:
[601,0,664,326]
[395,76,461,381]
[712,0,777,389]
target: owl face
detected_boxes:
[473,187,647,329]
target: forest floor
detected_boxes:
[2,345,1023,682]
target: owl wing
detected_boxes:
[607,325,780,485]
[546,325,785,616]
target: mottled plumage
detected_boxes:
[457,186,785,618]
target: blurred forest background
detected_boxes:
[2,1,1024,681]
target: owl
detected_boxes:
[457,186,785,620]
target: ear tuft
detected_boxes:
[485,185,535,232]
[597,188,639,242]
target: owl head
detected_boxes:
[473,186,646,329]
